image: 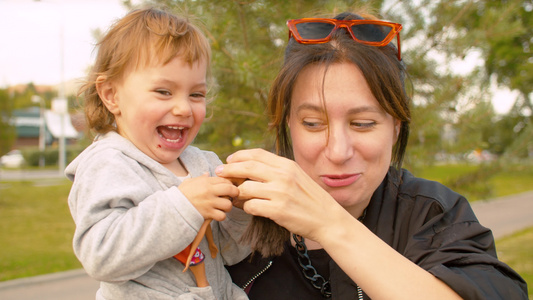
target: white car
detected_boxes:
[0,150,25,168]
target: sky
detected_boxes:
[0,0,517,114]
[0,0,129,86]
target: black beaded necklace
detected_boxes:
[292,210,366,299]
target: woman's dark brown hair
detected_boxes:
[242,12,411,257]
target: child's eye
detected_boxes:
[190,92,206,102]
[155,89,171,96]
[191,92,206,98]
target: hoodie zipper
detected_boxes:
[241,260,273,290]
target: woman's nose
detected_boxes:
[324,126,354,164]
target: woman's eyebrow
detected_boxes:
[346,105,385,115]
[295,103,385,115]
[294,103,324,113]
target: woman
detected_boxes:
[216,11,528,300]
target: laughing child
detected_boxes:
[65,7,250,300]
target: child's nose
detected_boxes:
[171,97,192,116]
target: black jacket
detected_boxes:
[227,168,528,299]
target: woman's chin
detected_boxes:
[328,188,368,211]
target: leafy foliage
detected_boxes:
[449,0,533,157]
[0,88,16,155]
[127,0,530,164]
[7,1,532,164]
[128,0,472,161]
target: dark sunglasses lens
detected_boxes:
[295,22,335,39]
[350,24,392,42]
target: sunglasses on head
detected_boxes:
[287,18,403,61]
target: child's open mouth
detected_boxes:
[157,125,184,143]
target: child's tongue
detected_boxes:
[158,126,182,141]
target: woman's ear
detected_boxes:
[393,119,401,143]
[96,75,120,115]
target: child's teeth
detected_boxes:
[158,126,184,142]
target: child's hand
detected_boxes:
[178,173,239,221]
[226,178,248,209]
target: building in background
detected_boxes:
[11,107,79,148]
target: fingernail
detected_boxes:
[226,154,233,162]
[215,165,224,174]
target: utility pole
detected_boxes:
[31,95,46,167]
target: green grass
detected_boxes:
[0,180,82,281]
[496,227,533,299]
[413,164,480,183]
[415,162,533,201]
[490,165,533,198]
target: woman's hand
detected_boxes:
[217,149,462,299]
[215,148,347,241]
[178,173,239,221]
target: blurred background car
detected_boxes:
[0,150,26,168]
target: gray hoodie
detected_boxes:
[65,131,250,299]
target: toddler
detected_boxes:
[66,7,250,300]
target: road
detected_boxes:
[0,170,532,300]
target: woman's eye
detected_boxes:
[352,121,376,129]
[302,120,323,129]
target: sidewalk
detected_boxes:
[471,190,533,239]
[0,169,65,181]
[0,269,99,300]
[0,191,532,299]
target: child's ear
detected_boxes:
[96,75,120,115]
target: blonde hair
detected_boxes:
[79,7,211,134]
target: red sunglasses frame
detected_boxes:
[287,18,403,60]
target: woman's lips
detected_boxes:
[320,174,360,187]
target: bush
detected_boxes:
[22,145,87,167]
[444,162,502,201]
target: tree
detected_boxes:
[0,88,16,155]
[125,0,461,160]
[382,1,485,167]
[120,0,529,164]
[153,0,382,158]
[446,0,533,157]
[489,112,528,156]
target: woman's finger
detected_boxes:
[227,148,289,169]
[217,155,300,185]
[242,198,274,219]
[215,161,265,183]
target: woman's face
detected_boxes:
[288,62,400,217]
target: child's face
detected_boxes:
[111,55,207,168]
